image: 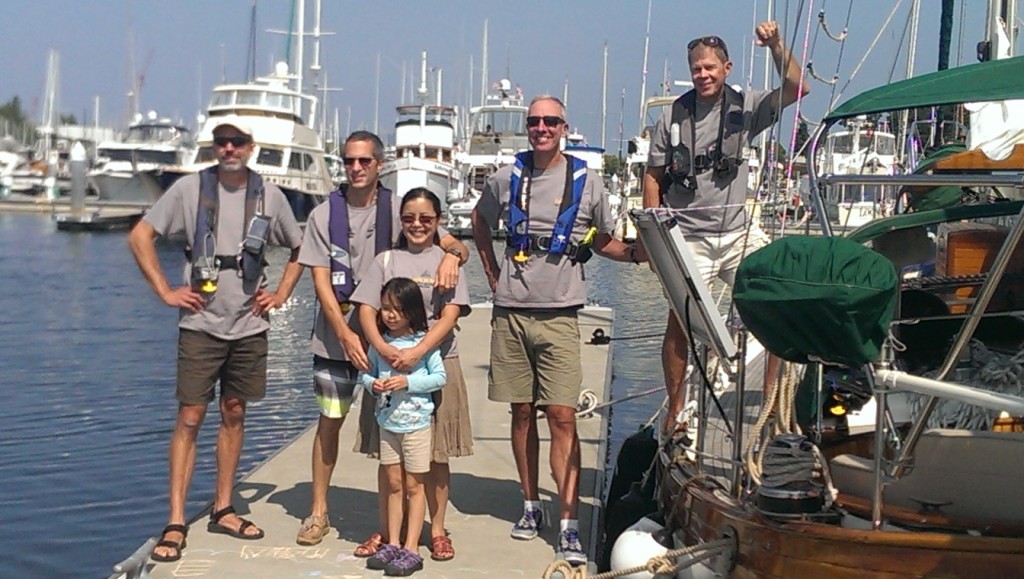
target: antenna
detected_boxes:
[638,0,652,132]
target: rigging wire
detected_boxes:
[833,0,905,107]
[783,0,816,237]
[826,0,856,110]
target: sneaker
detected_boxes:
[383,548,424,576]
[557,528,587,566]
[295,515,330,546]
[510,507,543,540]
[367,544,403,570]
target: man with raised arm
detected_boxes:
[643,21,809,436]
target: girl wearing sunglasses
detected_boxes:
[351,188,472,563]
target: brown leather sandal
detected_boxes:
[430,535,455,561]
[354,532,384,557]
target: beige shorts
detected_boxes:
[379,426,432,474]
[685,226,770,286]
[487,306,582,408]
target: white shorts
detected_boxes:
[685,226,771,286]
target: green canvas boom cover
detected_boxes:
[733,236,898,367]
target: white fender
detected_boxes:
[609,516,668,579]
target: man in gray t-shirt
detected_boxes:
[472,95,644,567]
[643,22,808,436]
[294,131,469,547]
[128,117,303,561]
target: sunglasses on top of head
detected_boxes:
[213,136,252,147]
[342,156,376,167]
[687,35,729,59]
[526,116,565,128]
[400,214,437,225]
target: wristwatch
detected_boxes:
[445,247,464,259]
[629,246,640,265]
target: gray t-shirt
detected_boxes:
[143,172,303,340]
[475,157,614,308]
[647,88,774,234]
[298,191,402,361]
[350,245,471,359]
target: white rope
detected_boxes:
[832,0,905,110]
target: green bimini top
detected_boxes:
[827,56,1024,121]
[846,200,1024,244]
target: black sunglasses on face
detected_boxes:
[400,214,437,225]
[213,136,252,147]
[343,156,375,167]
[526,116,565,128]
[687,35,729,59]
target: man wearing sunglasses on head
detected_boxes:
[642,21,809,439]
[294,131,469,549]
[472,96,645,567]
[129,116,304,562]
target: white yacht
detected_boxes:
[819,116,898,228]
[165,62,334,222]
[88,112,193,205]
[448,79,529,234]
[379,52,463,215]
[617,95,676,240]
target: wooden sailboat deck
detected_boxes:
[137,303,615,579]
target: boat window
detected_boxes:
[236,90,263,106]
[830,134,853,154]
[196,146,216,163]
[865,135,896,155]
[288,152,315,171]
[475,111,527,135]
[265,93,286,109]
[210,92,233,107]
[257,148,284,166]
[135,150,178,164]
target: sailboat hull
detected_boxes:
[659,460,1024,578]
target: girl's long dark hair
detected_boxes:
[379,277,428,335]
[396,187,442,249]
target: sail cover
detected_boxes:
[733,236,897,367]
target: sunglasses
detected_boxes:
[400,214,438,225]
[687,35,729,58]
[526,116,565,128]
[213,136,252,147]
[343,156,376,167]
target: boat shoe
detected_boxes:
[510,507,544,540]
[295,514,331,546]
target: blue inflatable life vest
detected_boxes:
[192,166,265,283]
[327,184,393,302]
[507,152,587,256]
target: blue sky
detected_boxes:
[0,1,992,150]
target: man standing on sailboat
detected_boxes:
[642,21,809,436]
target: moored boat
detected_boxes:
[611,53,1024,579]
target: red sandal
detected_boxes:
[430,535,455,561]
[354,532,384,557]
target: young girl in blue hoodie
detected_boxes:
[360,277,446,577]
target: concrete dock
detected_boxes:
[137,303,615,579]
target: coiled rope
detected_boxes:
[540,538,732,579]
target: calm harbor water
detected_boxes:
[0,212,669,578]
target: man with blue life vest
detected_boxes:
[643,22,809,437]
[471,95,645,566]
[128,116,304,563]
[294,130,468,547]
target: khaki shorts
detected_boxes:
[487,306,582,408]
[379,427,432,474]
[176,329,268,405]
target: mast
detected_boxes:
[638,0,652,132]
[481,19,489,106]
[374,53,381,134]
[419,51,428,158]
[601,42,608,150]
